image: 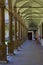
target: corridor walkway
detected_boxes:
[1,40,43,65]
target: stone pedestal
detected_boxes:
[0,45,7,63]
[14,41,18,49]
[8,42,14,55]
[17,40,21,47]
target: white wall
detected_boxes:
[38,22,43,46]
[41,39,43,46]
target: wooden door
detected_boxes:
[28,32,32,40]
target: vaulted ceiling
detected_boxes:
[7,0,43,30]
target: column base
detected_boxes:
[0,61,7,63]
[7,53,15,56]
[17,40,21,47]
[14,41,18,49]
[8,42,14,55]
[0,45,7,63]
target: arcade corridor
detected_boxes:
[0,0,43,64]
[0,40,43,65]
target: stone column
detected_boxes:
[40,23,43,46]
[35,30,38,43]
[18,20,20,39]
[20,24,24,45]
[17,20,21,46]
[25,29,27,40]
[14,7,17,40]
[23,26,27,40]
[23,27,25,40]
[0,0,7,63]
[8,0,14,55]
[15,18,17,40]
[22,25,25,40]
[20,24,22,39]
[18,12,21,40]
[22,26,24,39]
[19,23,23,44]
[42,23,43,39]
[14,6,19,49]
[23,26,26,40]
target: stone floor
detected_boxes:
[0,40,43,65]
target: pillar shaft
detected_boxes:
[15,19,17,40]
[9,14,13,42]
[0,0,7,62]
[17,12,21,40]
[8,0,14,54]
[23,27,25,39]
[25,29,27,39]
[42,23,43,39]
[22,25,24,39]
[14,7,17,40]
[18,21,20,39]
[14,7,19,49]
[20,24,22,39]
[8,0,13,42]
[0,2,5,44]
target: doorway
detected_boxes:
[28,32,32,40]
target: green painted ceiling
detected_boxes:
[12,0,43,30]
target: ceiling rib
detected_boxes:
[15,0,43,30]
[33,0,43,6]
[16,6,43,8]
